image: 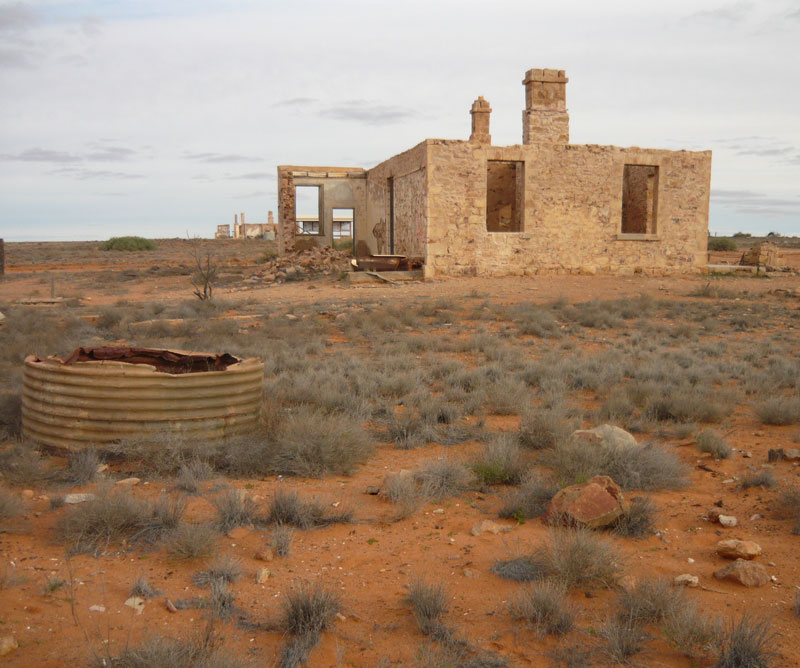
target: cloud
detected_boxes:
[226,172,275,180]
[235,190,270,199]
[0,2,40,33]
[272,97,318,107]
[86,146,137,161]
[684,1,752,23]
[788,8,800,20]
[712,189,800,217]
[736,147,793,157]
[0,2,42,68]
[319,100,417,125]
[50,167,144,180]
[184,152,261,163]
[1,147,81,162]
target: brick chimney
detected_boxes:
[522,68,569,144]
[469,96,492,144]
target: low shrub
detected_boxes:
[405,579,449,636]
[280,582,340,668]
[755,396,800,425]
[0,486,23,522]
[715,614,775,668]
[130,575,160,599]
[192,553,242,588]
[93,631,250,668]
[603,618,649,663]
[267,488,351,529]
[664,601,723,658]
[498,474,557,521]
[414,459,474,500]
[617,578,684,625]
[613,497,656,538]
[166,522,218,559]
[518,406,574,450]
[471,435,527,486]
[212,489,259,532]
[778,487,800,534]
[99,236,156,252]
[740,470,776,489]
[508,581,574,635]
[696,429,732,459]
[175,459,213,493]
[539,529,622,589]
[271,524,293,557]
[708,237,737,252]
[59,448,101,485]
[491,556,547,583]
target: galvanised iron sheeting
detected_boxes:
[22,349,263,450]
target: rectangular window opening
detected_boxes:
[486,160,523,232]
[621,165,658,234]
[331,208,353,240]
[295,185,321,235]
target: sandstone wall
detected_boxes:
[425,141,711,276]
[277,166,366,254]
[365,141,428,255]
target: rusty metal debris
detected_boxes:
[61,346,240,374]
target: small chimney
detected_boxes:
[522,68,569,144]
[469,96,492,144]
[268,210,275,225]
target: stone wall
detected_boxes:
[425,140,711,276]
[365,141,428,255]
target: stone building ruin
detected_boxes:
[277,68,711,275]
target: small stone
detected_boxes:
[21,489,34,499]
[64,493,95,504]
[255,548,274,562]
[116,477,140,487]
[713,559,769,587]
[687,557,695,564]
[463,568,480,579]
[718,515,738,527]
[754,431,765,436]
[716,539,762,560]
[708,508,722,522]
[124,597,145,615]
[673,574,699,588]
[365,486,380,495]
[742,451,753,458]
[89,605,106,612]
[336,612,346,622]
[433,508,445,515]
[256,568,271,584]
[0,635,18,657]
[750,514,763,521]
[784,448,800,460]
[96,464,109,473]
[165,598,177,613]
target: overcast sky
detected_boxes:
[1,0,799,241]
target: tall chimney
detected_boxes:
[522,68,569,144]
[469,96,492,144]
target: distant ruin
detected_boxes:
[216,211,277,240]
[278,68,711,275]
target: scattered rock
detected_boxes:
[718,515,738,527]
[165,598,177,613]
[546,475,628,529]
[0,635,18,657]
[64,493,95,504]
[713,559,769,587]
[89,605,106,613]
[470,520,510,536]
[432,508,444,515]
[463,568,480,578]
[364,486,380,495]
[336,612,347,622]
[716,539,762,560]
[115,477,141,487]
[741,451,753,458]
[708,508,722,522]
[255,548,274,562]
[124,597,145,615]
[784,448,800,461]
[750,514,763,521]
[256,568,271,584]
[673,574,699,588]
[21,489,34,499]
[570,425,637,450]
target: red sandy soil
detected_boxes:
[1,241,800,667]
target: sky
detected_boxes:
[1,0,799,241]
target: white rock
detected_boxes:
[64,493,96,504]
[674,574,699,588]
[124,597,145,615]
[718,515,738,527]
[115,477,141,487]
[89,605,106,613]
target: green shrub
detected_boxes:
[99,236,156,252]
[708,237,737,252]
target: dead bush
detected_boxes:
[715,614,775,668]
[388,413,439,450]
[129,575,160,599]
[414,459,474,500]
[0,391,22,439]
[212,489,260,532]
[485,377,530,415]
[271,407,372,477]
[381,472,424,519]
[59,448,101,485]
[0,486,24,522]
[541,439,688,490]
[271,524,293,557]
[755,396,800,425]
[617,578,684,625]
[740,470,776,489]
[539,529,622,589]
[508,581,574,635]
[498,473,557,521]
[0,443,54,487]
[491,556,548,583]
[603,617,649,664]
[405,579,449,636]
[518,406,574,450]
[664,601,723,658]
[175,459,213,493]
[613,497,656,538]
[696,429,733,459]
[192,553,242,588]
[279,582,340,668]
[471,435,527,486]
[167,522,218,559]
[777,487,800,534]
[267,488,351,529]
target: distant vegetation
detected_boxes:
[708,237,738,252]
[99,236,156,251]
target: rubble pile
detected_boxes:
[253,246,351,283]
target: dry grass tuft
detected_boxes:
[508,581,574,635]
[166,522,218,559]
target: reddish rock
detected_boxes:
[716,539,762,560]
[545,475,628,528]
[713,559,769,587]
